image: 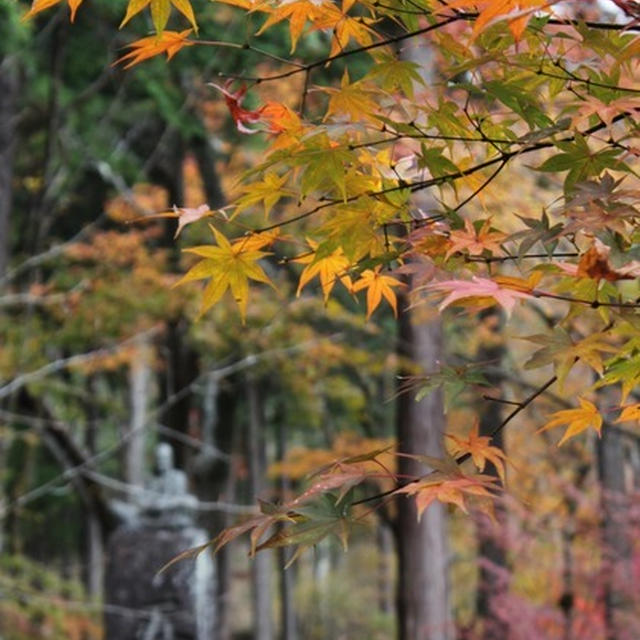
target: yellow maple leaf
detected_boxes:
[115,30,194,68]
[23,0,84,22]
[323,70,379,123]
[615,404,640,424]
[538,397,602,446]
[234,172,294,218]
[120,0,198,34]
[294,241,353,303]
[351,267,404,319]
[175,225,273,321]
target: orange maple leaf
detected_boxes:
[554,239,640,282]
[115,30,194,68]
[447,422,507,484]
[615,404,640,423]
[395,473,498,518]
[440,0,558,41]
[538,397,602,446]
[352,267,404,319]
[23,0,84,22]
[445,218,506,260]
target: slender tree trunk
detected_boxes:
[192,375,237,640]
[395,298,452,640]
[377,524,394,616]
[84,375,104,599]
[0,49,19,557]
[0,54,18,279]
[124,339,152,490]
[246,378,273,640]
[276,417,297,640]
[597,426,634,640]
[475,309,509,640]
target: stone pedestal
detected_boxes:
[104,526,215,640]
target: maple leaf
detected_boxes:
[398,364,490,412]
[523,328,617,389]
[351,267,404,319]
[232,229,280,253]
[234,172,294,218]
[538,397,602,446]
[447,422,507,484]
[596,353,640,403]
[294,241,354,303]
[209,81,271,135]
[395,470,499,518]
[440,0,558,41]
[311,0,376,57]
[120,0,198,33]
[256,0,322,52]
[426,276,534,316]
[615,404,640,423]
[23,0,84,21]
[558,174,640,238]
[445,218,506,260]
[554,240,640,283]
[115,30,194,68]
[323,70,379,123]
[175,224,273,321]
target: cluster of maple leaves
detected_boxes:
[23,0,640,557]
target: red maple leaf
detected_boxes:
[209,80,268,134]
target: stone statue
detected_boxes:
[139,443,198,528]
[104,443,215,640]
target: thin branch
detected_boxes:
[254,111,627,233]
[533,290,640,309]
[352,373,558,506]
[217,16,461,83]
[0,326,162,401]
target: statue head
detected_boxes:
[155,443,174,474]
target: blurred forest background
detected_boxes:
[1,0,640,639]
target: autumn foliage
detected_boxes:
[22,0,640,588]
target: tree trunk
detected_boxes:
[124,338,152,490]
[395,299,452,640]
[475,309,509,640]
[84,375,104,599]
[192,374,238,640]
[276,417,297,640]
[0,54,18,279]
[597,426,635,640]
[246,378,273,640]
[377,524,394,616]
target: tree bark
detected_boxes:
[0,54,18,279]
[395,299,452,640]
[475,309,508,640]
[246,378,273,640]
[192,374,237,640]
[124,338,152,490]
[276,416,298,640]
[597,426,635,640]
